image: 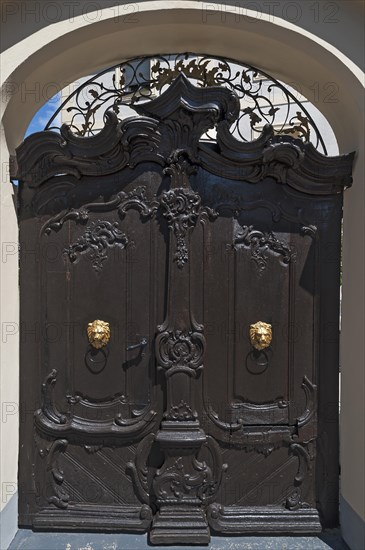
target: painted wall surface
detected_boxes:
[1,2,364,548]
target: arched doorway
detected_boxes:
[1,5,364,549]
[14,53,354,544]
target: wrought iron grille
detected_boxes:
[45,53,327,154]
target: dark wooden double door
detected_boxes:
[17,74,353,544]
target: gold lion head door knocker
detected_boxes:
[249,321,272,351]
[248,321,272,373]
[87,320,111,349]
[86,320,111,373]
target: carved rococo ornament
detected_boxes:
[233,225,296,275]
[160,188,201,268]
[160,186,218,268]
[153,455,214,503]
[34,369,157,438]
[43,182,217,271]
[127,434,227,510]
[285,442,311,510]
[164,400,198,422]
[41,186,158,236]
[204,374,316,440]
[46,439,69,509]
[155,328,205,377]
[65,220,131,272]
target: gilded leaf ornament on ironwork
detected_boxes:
[44,53,327,154]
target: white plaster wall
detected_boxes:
[0,124,19,522]
[341,140,365,520]
[0,1,364,547]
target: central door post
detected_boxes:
[150,152,210,544]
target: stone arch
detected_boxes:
[1,4,363,152]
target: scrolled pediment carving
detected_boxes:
[199,131,354,193]
[16,74,354,214]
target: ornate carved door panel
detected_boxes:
[16,71,354,544]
